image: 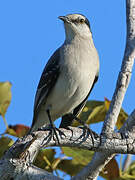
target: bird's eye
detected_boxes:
[80,19,85,23]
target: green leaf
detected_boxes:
[58,159,84,176]
[0,136,14,158]
[62,147,94,165]
[34,149,56,172]
[58,147,94,176]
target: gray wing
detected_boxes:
[60,75,99,128]
[32,48,60,127]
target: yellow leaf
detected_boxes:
[0,81,12,127]
[5,127,16,137]
[0,136,14,158]
[72,100,106,126]
[0,81,12,116]
[72,98,128,129]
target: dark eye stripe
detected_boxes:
[71,17,90,29]
[71,19,79,23]
[85,18,90,28]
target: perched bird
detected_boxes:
[29,14,99,135]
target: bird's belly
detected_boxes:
[45,68,94,119]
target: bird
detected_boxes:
[29,14,99,138]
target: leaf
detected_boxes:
[0,81,12,117]
[58,147,94,176]
[34,149,56,172]
[0,81,12,127]
[72,100,105,126]
[58,159,84,176]
[61,147,94,166]
[0,136,14,158]
[101,159,135,180]
[35,147,93,176]
[72,98,128,129]
[5,124,30,137]
[120,174,135,180]
[122,161,135,179]
[101,158,120,180]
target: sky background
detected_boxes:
[0,1,134,179]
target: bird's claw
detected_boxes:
[39,125,66,144]
[79,125,95,145]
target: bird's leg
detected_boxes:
[46,109,59,143]
[46,109,65,144]
[71,114,95,145]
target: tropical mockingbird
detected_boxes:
[29,14,99,139]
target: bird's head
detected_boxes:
[59,14,92,41]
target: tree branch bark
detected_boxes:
[102,0,135,136]
[0,107,135,180]
[74,0,135,179]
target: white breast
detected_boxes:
[45,37,99,120]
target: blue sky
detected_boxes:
[0,1,134,179]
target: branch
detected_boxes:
[122,154,132,171]
[1,115,135,180]
[73,0,135,179]
[102,0,135,136]
[0,158,62,180]
[3,127,135,159]
[120,109,135,133]
[72,109,135,180]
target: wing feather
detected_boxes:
[32,48,60,126]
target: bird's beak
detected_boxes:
[58,16,70,23]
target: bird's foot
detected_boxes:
[79,125,98,146]
[39,124,66,144]
[73,116,96,144]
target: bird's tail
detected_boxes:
[28,111,49,134]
